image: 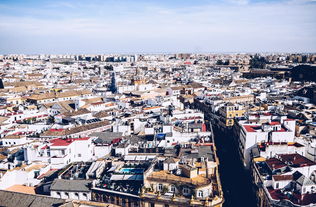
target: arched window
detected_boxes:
[198,190,203,198]
[170,185,175,193]
[83,193,88,200]
[95,193,99,201]
[158,184,163,191]
[56,192,61,198]
[74,193,79,199]
[64,192,69,198]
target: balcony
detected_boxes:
[50,156,66,165]
[142,192,223,207]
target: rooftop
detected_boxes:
[278,153,316,167]
[5,185,36,195]
[0,190,66,207]
[50,137,90,147]
[147,170,211,187]
[50,179,91,192]
[268,187,316,206]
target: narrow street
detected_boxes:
[213,127,258,207]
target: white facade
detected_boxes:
[51,190,91,201]
[238,118,296,167]
[24,137,104,169]
[2,136,28,146]
[0,163,50,190]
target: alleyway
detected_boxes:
[213,127,258,207]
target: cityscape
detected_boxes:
[1,1,316,207]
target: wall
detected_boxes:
[51,190,91,200]
[94,145,112,159]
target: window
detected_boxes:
[183,188,190,195]
[158,184,163,191]
[78,153,82,157]
[83,193,87,199]
[74,193,79,199]
[34,171,40,178]
[170,185,175,192]
[56,192,61,198]
[198,190,203,198]
[150,203,155,207]
[65,192,69,198]
[276,183,279,189]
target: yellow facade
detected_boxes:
[220,106,245,127]
[7,96,25,105]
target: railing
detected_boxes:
[50,156,65,165]
[146,175,211,186]
[143,192,224,207]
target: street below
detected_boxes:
[213,127,258,207]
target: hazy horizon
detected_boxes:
[1,51,316,56]
[1,0,316,54]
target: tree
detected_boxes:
[250,54,267,69]
[216,60,224,65]
[302,55,307,63]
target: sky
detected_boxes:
[0,0,316,54]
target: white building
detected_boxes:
[238,115,296,167]
[50,179,91,201]
[24,137,95,169]
[1,135,28,146]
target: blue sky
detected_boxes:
[0,0,315,54]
